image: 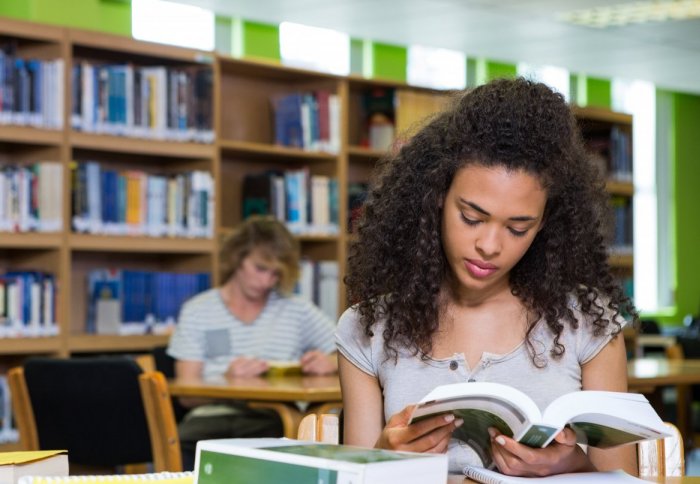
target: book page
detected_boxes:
[410,383,546,466]
[543,392,669,446]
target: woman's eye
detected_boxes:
[460,213,480,226]
[508,228,528,237]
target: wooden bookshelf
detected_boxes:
[575,107,635,284]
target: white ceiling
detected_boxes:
[173,0,700,95]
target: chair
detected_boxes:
[138,370,183,472]
[298,415,684,477]
[638,421,685,477]
[296,413,339,444]
[150,346,189,423]
[8,357,180,474]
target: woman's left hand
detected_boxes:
[489,427,595,477]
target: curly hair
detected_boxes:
[220,215,300,294]
[345,77,637,365]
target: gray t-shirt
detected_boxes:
[168,288,336,379]
[335,298,627,471]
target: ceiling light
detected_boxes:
[559,0,700,28]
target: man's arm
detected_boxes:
[174,359,213,408]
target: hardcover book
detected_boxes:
[195,438,447,484]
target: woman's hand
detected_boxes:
[226,356,269,377]
[489,427,595,477]
[375,405,463,454]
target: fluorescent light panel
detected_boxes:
[560,0,700,28]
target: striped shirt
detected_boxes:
[167,288,336,379]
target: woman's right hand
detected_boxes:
[375,405,463,453]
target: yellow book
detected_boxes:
[18,471,193,484]
[0,450,68,483]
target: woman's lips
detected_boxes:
[465,259,498,278]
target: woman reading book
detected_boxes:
[336,78,638,476]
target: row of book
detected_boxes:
[295,259,339,321]
[272,90,341,153]
[610,196,633,253]
[0,41,64,129]
[71,162,214,238]
[0,162,63,233]
[588,127,633,182]
[0,270,58,338]
[86,268,210,335]
[71,61,214,143]
[242,170,339,236]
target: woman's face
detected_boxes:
[441,164,547,301]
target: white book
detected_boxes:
[0,451,68,483]
[317,260,339,321]
[410,382,669,469]
[310,175,330,231]
[195,438,447,484]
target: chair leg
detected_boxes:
[248,401,302,439]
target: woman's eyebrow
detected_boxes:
[459,198,538,222]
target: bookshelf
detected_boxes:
[573,106,635,281]
[0,17,636,359]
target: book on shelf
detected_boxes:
[462,466,645,483]
[71,162,214,238]
[195,438,447,484]
[0,271,57,337]
[409,382,669,468]
[0,40,64,129]
[86,268,210,334]
[271,90,340,153]
[72,61,213,142]
[0,162,63,233]
[294,259,339,320]
[0,450,68,484]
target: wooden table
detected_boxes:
[628,358,700,447]
[168,375,342,438]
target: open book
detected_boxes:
[409,382,669,467]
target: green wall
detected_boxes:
[363,41,407,82]
[657,92,700,324]
[574,75,612,109]
[0,0,131,36]
[474,59,517,85]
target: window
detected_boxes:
[279,22,350,75]
[517,63,570,101]
[612,79,660,312]
[132,0,214,51]
[407,45,466,90]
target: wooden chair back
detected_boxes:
[138,370,183,472]
[299,415,684,477]
[297,413,339,444]
[638,421,685,477]
[8,367,39,450]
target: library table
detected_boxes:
[628,358,700,448]
[168,374,341,438]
